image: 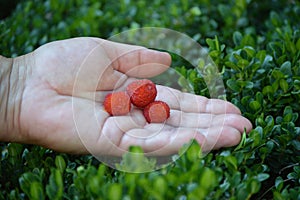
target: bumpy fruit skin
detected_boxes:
[103,92,131,116]
[126,79,157,108]
[143,101,170,123]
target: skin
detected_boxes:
[0,37,252,156]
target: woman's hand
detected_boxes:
[6,37,252,156]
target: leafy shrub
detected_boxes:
[1,0,300,199]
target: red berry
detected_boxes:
[103,91,131,116]
[143,101,170,123]
[126,79,157,108]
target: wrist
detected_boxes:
[0,55,28,143]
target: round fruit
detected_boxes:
[126,79,157,108]
[143,101,170,123]
[103,91,131,116]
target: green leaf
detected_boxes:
[256,50,266,63]
[190,6,201,16]
[256,173,270,182]
[272,70,285,79]
[233,31,243,46]
[266,140,275,151]
[7,143,23,166]
[263,85,274,95]
[237,58,250,69]
[108,183,122,200]
[19,172,42,198]
[243,46,256,58]
[187,140,202,162]
[222,154,238,171]
[287,171,298,181]
[241,35,255,47]
[234,131,247,151]
[283,113,293,122]
[291,140,300,151]
[273,191,285,200]
[210,50,220,58]
[255,92,264,104]
[280,61,292,76]
[180,0,188,11]
[275,176,284,191]
[241,80,254,89]
[200,167,217,189]
[30,182,45,200]
[116,146,156,173]
[249,100,261,111]
[283,106,293,122]
[294,166,300,174]
[247,179,260,194]
[279,79,289,93]
[46,169,63,200]
[270,11,281,27]
[250,127,263,148]
[262,55,273,67]
[237,183,248,199]
[225,61,239,71]
[206,38,216,49]
[55,155,66,173]
[227,79,240,92]
[153,177,167,195]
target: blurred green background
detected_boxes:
[0,0,300,199]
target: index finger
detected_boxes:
[92,38,172,78]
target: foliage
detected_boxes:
[1,0,300,199]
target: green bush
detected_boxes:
[1,0,299,199]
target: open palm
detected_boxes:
[19,37,252,156]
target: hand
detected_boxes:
[12,37,251,156]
